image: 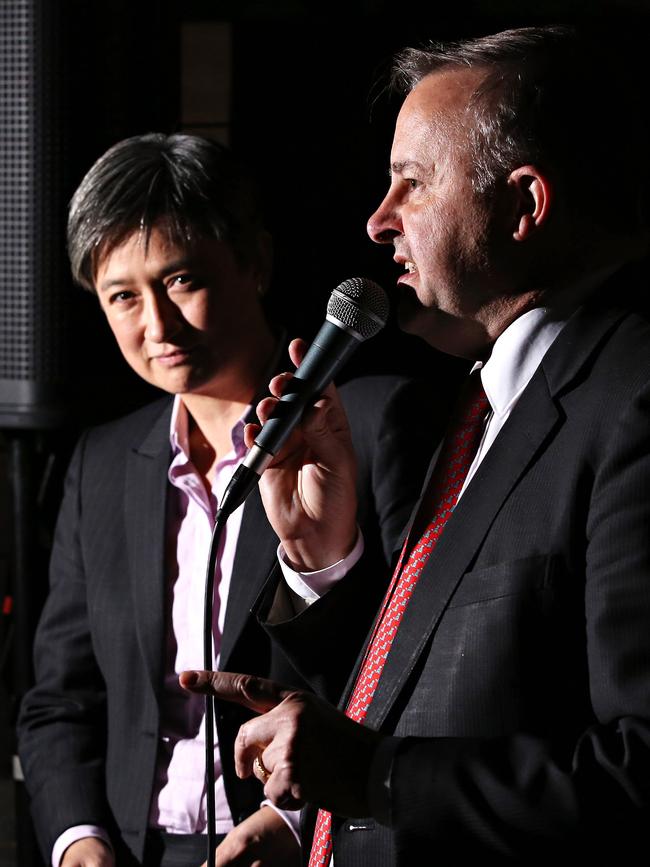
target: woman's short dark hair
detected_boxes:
[67,133,267,292]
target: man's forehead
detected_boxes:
[390,66,484,163]
[398,66,485,127]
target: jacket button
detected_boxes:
[347,820,375,832]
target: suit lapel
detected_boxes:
[125,401,172,700]
[219,485,279,669]
[359,302,629,730]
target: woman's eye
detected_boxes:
[171,274,193,287]
[109,290,135,304]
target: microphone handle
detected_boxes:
[255,320,359,457]
[217,320,359,520]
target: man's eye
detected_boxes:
[407,178,420,189]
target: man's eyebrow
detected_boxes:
[389,159,428,177]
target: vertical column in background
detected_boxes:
[181,21,231,145]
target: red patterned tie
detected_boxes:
[308,373,489,866]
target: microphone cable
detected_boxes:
[203,507,228,867]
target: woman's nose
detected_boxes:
[143,292,181,343]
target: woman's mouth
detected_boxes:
[152,348,194,367]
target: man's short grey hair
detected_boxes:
[390,24,648,223]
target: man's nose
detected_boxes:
[367,193,402,244]
[143,292,181,342]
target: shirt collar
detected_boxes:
[169,396,248,464]
[473,307,568,418]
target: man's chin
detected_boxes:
[397,303,478,359]
[397,297,436,341]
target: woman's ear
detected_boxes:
[507,166,553,242]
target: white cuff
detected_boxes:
[52,826,113,867]
[277,528,364,603]
[260,801,301,844]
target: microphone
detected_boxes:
[217,277,389,520]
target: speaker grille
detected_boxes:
[0,0,70,426]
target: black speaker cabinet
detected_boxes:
[0,0,179,431]
[0,0,70,430]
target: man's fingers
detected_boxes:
[249,335,348,452]
[288,337,307,368]
[256,394,283,424]
[179,670,295,714]
[234,712,282,777]
[243,422,260,449]
[237,734,305,811]
[249,391,341,469]
[268,372,293,399]
[233,693,307,788]
[262,758,305,811]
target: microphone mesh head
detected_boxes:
[327,277,389,340]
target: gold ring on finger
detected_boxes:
[253,753,271,784]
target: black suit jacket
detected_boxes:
[16,374,439,864]
[260,295,650,864]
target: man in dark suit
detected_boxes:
[183,24,650,863]
[16,134,432,866]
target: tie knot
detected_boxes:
[457,370,489,426]
[406,372,489,546]
[441,372,489,456]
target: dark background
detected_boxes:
[1,1,649,864]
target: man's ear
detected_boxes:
[507,166,553,242]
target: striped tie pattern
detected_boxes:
[308,373,489,866]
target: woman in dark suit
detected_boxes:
[16,134,432,867]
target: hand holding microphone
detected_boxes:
[245,337,359,571]
[218,277,389,570]
[245,277,388,471]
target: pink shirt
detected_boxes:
[148,395,248,833]
[53,396,257,864]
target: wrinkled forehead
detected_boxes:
[393,66,486,155]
